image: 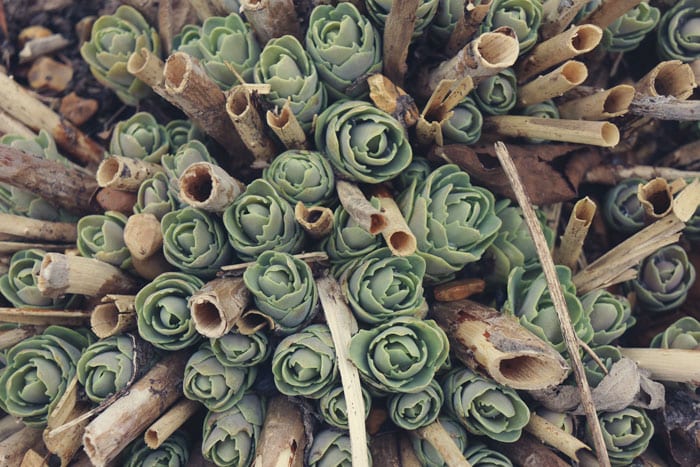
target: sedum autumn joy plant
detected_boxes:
[109,112,169,163]
[262,149,336,207]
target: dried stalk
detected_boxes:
[266,102,309,150]
[581,0,643,29]
[121,0,159,23]
[433,278,486,302]
[369,432,401,467]
[0,308,91,326]
[638,178,673,221]
[368,73,420,128]
[123,213,171,280]
[417,77,474,145]
[629,95,700,121]
[526,414,593,463]
[145,399,199,448]
[0,325,45,350]
[559,85,636,120]
[90,294,137,338]
[254,396,307,467]
[336,180,387,235]
[188,0,216,21]
[0,427,43,467]
[382,0,419,86]
[370,186,417,257]
[0,213,76,243]
[240,0,302,45]
[127,48,165,90]
[398,436,422,467]
[0,110,35,138]
[219,251,328,274]
[44,378,91,467]
[0,241,74,254]
[658,139,700,169]
[553,196,596,270]
[18,34,70,64]
[494,141,611,467]
[540,0,590,39]
[484,116,619,147]
[235,309,274,334]
[413,421,471,467]
[517,60,588,107]
[584,165,700,185]
[96,156,163,191]
[189,277,250,338]
[620,348,700,384]
[179,161,245,212]
[446,0,493,56]
[0,415,23,442]
[294,202,334,238]
[226,86,277,169]
[635,60,696,100]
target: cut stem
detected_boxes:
[0,308,90,326]
[526,414,593,463]
[446,0,493,56]
[144,398,200,449]
[629,95,700,120]
[179,161,245,212]
[18,33,70,64]
[581,0,643,30]
[90,294,137,339]
[255,396,307,467]
[0,415,23,442]
[558,85,635,120]
[635,60,696,100]
[0,110,35,138]
[96,156,163,191]
[540,0,590,39]
[226,86,277,169]
[294,202,334,238]
[266,102,309,150]
[336,180,387,235]
[0,213,76,243]
[413,420,471,467]
[127,48,165,90]
[370,185,417,256]
[553,196,596,270]
[484,116,619,147]
[123,213,171,281]
[95,187,137,214]
[189,277,250,338]
[620,348,700,383]
[637,178,673,221]
[240,0,302,45]
[0,427,43,467]
[0,325,45,350]
[433,278,486,302]
[584,164,700,185]
[517,60,588,107]
[0,241,73,254]
[382,0,419,86]
[487,433,570,467]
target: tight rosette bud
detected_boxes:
[315,100,412,184]
[134,172,180,220]
[442,97,483,145]
[80,5,160,105]
[474,68,518,116]
[606,2,660,52]
[77,211,132,270]
[366,0,439,38]
[430,0,465,43]
[123,430,190,467]
[399,164,501,284]
[387,379,443,430]
[650,316,700,349]
[410,416,468,467]
[136,272,204,350]
[243,251,319,333]
[254,35,326,133]
[109,112,170,163]
[580,290,636,346]
[210,330,270,367]
[318,384,372,430]
[164,120,207,152]
[442,366,530,442]
[394,158,432,193]
[464,443,513,467]
[0,249,75,309]
[343,247,426,324]
[202,393,264,467]
[308,429,371,467]
[172,24,203,59]
[657,0,700,61]
[271,324,338,399]
[306,3,382,100]
[627,245,696,312]
[602,178,647,234]
[591,408,654,466]
[262,150,336,207]
[481,0,542,54]
[349,316,449,394]
[162,140,217,200]
[183,342,257,412]
[0,326,93,427]
[223,180,305,262]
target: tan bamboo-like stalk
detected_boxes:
[0,71,103,167]
[635,60,696,100]
[0,308,91,326]
[189,277,250,338]
[367,73,420,128]
[517,60,588,107]
[0,213,76,243]
[38,253,140,298]
[179,161,245,212]
[517,25,603,83]
[620,348,700,383]
[433,278,486,302]
[240,0,302,45]
[553,197,596,270]
[581,0,643,29]
[266,102,309,150]
[145,399,200,449]
[226,86,277,169]
[294,202,334,238]
[417,77,474,145]
[0,415,23,443]
[95,187,137,214]
[370,185,417,256]
[446,0,493,56]
[255,396,307,467]
[336,180,387,235]
[637,178,673,221]
[558,85,636,120]
[0,427,43,467]
[0,325,45,350]
[44,379,91,467]
[0,110,35,138]
[382,0,419,86]
[124,214,171,281]
[90,294,137,338]
[235,309,275,335]
[526,414,594,463]
[484,116,619,147]
[540,0,590,39]
[95,156,163,191]
[413,421,471,467]
[82,352,188,466]
[127,48,165,90]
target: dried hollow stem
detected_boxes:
[91,295,137,338]
[255,396,307,467]
[240,0,302,45]
[553,196,596,270]
[619,348,700,384]
[0,110,35,138]
[581,0,643,29]
[266,102,309,150]
[484,116,619,147]
[629,95,700,121]
[488,433,571,467]
[658,139,700,170]
[0,241,74,255]
[0,415,23,442]
[0,325,45,350]
[235,309,274,334]
[0,308,91,326]
[226,86,277,169]
[558,85,635,120]
[370,185,417,256]
[517,60,588,107]
[446,0,493,56]
[635,60,696,99]
[0,213,76,243]
[413,421,471,467]
[179,161,245,212]
[95,187,137,214]
[294,202,334,238]
[526,414,593,463]
[127,48,165,90]
[336,180,387,235]
[0,427,43,467]
[96,156,163,191]
[638,178,674,221]
[382,0,419,86]
[189,277,250,338]
[540,0,590,39]
[145,398,199,449]
[123,213,171,281]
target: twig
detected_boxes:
[145,399,199,448]
[484,116,619,147]
[493,141,611,467]
[219,251,328,274]
[226,86,277,169]
[254,396,307,467]
[658,139,700,170]
[446,0,493,56]
[0,241,74,254]
[619,348,700,383]
[0,110,35,138]
[433,278,485,302]
[368,74,420,128]
[584,164,700,185]
[0,308,91,326]
[0,326,45,350]
[517,60,588,107]
[525,414,594,463]
[240,0,302,45]
[0,213,76,243]
[578,337,609,376]
[413,421,471,467]
[540,0,589,39]
[382,0,419,86]
[553,197,596,270]
[629,95,700,120]
[581,0,643,29]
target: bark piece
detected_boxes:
[255,396,307,467]
[59,93,98,127]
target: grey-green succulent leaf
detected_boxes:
[474,68,518,116]
[591,408,654,466]
[164,120,207,152]
[410,416,468,467]
[582,345,623,388]
[318,384,372,430]
[650,316,700,349]
[366,0,439,39]
[657,0,700,61]
[387,378,443,429]
[77,211,132,270]
[210,329,270,367]
[308,428,371,467]
[262,149,336,207]
[580,290,636,346]
[464,443,513,467]
[394,157,432,193]
[430,0,466,43]
[602,178,647,234]
[605,2,660,52]
[109,112,170,163]
[480,0,543,54]
[134,172,180,220]
[442,96,483,145]
[172,24,203,59]
[123,429,190,467]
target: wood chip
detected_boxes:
[60,92,98,126]
[27,57,73,93]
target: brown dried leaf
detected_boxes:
[654,387,700,467]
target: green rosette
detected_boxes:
[161,207,234,279]
[349,316,449,394]
[134,172,180,220]
[318,384,372,430]
[314,99,413,184]
[399,164,501,284]
[473,68,518,116]
[308,429,371,467]
[77,211,132,270]
[606,2,660,52]
[210,329,270,367]
[135,272,204,350]
[591,408,654,466]
[387,379,443,430]
[657,0,700,61]
[0,249,75,308]
[80,5,160,105]
[442,96,483,145]
[202,393,264,467]
[580,290,636,346]
[410,416,468,467]
[109,112,169,163]
[172,24,203,59]
[464,443,513,466]
[366,0,439,38]
[262,150,336,207]
[123,430,190,467]
[271,324,338,399]
[602,178,647,234]
[254,35,326,133]
[536,407,576,434]
[306,3,383,100]
[394,157,432,193]
[223,179,305,262]
[164,120,207,151]
[343,247,426,324]
[582,345,622,388]
[197,13,261,89]
[480,0,542,54]
[0,326,93,427]
[183,342,257,412]
[243,251,319,333]
[627,244,696,312]
[650,316,700,349]
[162,140,217,200]
[441,366,530,442]
[430,0,465,43]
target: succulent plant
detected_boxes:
[582,345,622,388]
[201,393,264,467]
[394,157,432,193]
[164,120,207,151]
[314,100,413,184]
[123,430,190,467]
[80,5,160,105]
[657,0,700,61]
[172,24,203,59]
[686,205,700,241]
[580,289,636,346]
[480,0,543,54]
[306,3,382,100]
[464,443,513,467]
[318,384,372,430]
[262,149,336,207]
[474,68,518,116]
[349,316,449,394]
[135,272,204,351]
[399,164,501,284]
[441,366,530,442]
[254,35,326,133]
[77,211,132,270]
[308,429,369,467]
[591,408,654,466]
[0,249,75,309]
[627,244,696,312]
[410,416,468,467]
[109,112,170,163]
[602,178,647,233]
[430,0,465,43]
[210,329,270,367]
[441,96,483,145]
[183,342,257,412]
[343,247,426,324]
[223,179,305,262]
[243,251,319,333]
[650,316,700,349]
[162,140,218,200]
[134,172,180,220]
[161,207,234,279]
[0,326,93,427]
[387,379,443,430]
[606,2,661,52]
[536,407,576,434]
[366,0,439,38]
[271,324,338,398]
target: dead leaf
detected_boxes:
[653,387,700,467]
